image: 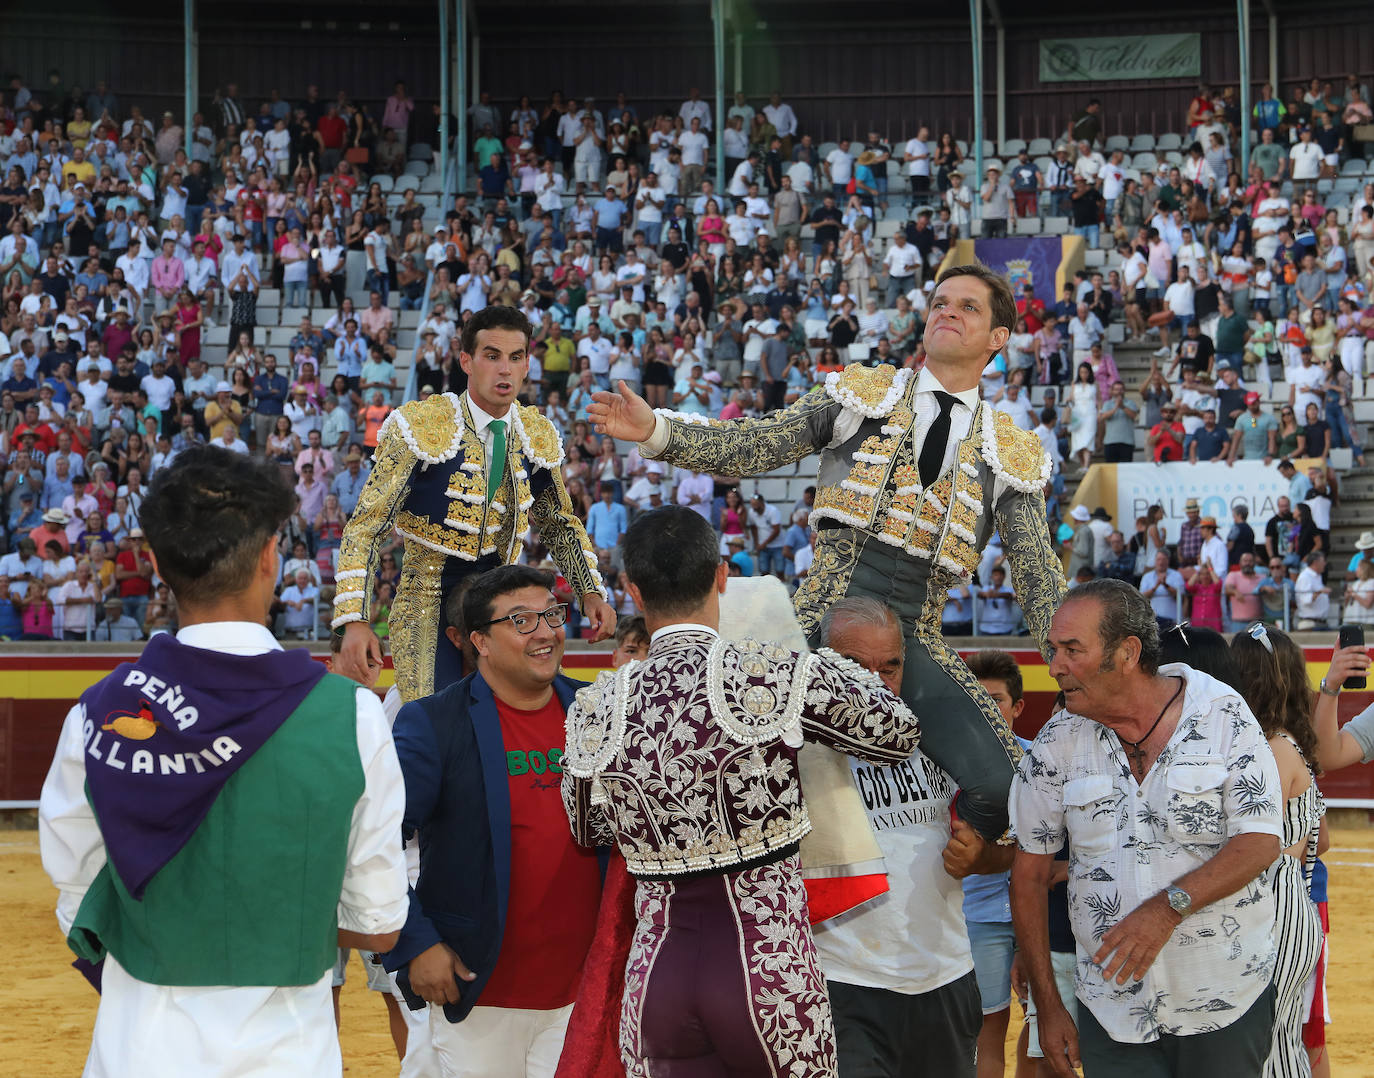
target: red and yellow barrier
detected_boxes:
[3,646,1372,804]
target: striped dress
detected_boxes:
[1263,737,1325,1078]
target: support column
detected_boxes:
[712,0,727,193]
[183,0,196,160]
[456,0,468,198]
[969,0,984,224]
[1238,0,1251,184]
[439,0,450,201]
[996,25,1006,148]
[985,0,1006,150]
[734,31,742,99]
[1268,13,1279,92]
[469,0,480,106]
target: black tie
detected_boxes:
[918,391,958,488]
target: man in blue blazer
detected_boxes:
[385,564,604,1077]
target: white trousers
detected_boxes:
[429,1002,573,1078]
[1338,335,1365,382]
[391,974,441,1078]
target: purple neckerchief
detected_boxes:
[82,633,327,899]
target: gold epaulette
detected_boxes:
[515,405,565,470]
[823,363,914,418]
[378,393,465,464]
[982,409,1053,493]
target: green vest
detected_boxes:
[68,674,364,987]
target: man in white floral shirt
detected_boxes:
[1010,579,1281,1077]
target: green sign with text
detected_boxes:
[1039,34,1201,83]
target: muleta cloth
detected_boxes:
[717,576,890,921]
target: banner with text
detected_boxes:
[1039,34,1201,83]
[1106,461,1290,540]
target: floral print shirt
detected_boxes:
[1010,664,1281,1043]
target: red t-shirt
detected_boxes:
[238,186,264,223]
[1017,296,1046,334]
[330,175,356,212]
[1150,421,1185,463]
[317,114,346,149]
[13,422,57,454]
[116,548,153,598]
[479,694,601,1010]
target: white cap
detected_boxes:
[1070,505,1091,522]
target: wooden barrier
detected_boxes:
[3,643,1372,804]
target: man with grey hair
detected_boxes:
[812,595,991,1077]
[92,597,144,641]
[1010,579,1281,1076]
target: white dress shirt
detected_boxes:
[763,102,798,138]
[465,393,515,490]
[678,99,712,131]
[822,367,979,482]
[38,620,408,1078]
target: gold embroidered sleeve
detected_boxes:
[995,489,1067,659]
[529,467,608,603]
[650,389,841,477]
[330,430,418,630]
[801,647,921,763]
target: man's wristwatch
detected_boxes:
[1319,676,1341,697]
[1165,885,1193,917]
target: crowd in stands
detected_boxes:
[2,66,1374,641]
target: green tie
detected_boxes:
[487,419,507,501]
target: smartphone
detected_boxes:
[1339,624,1367,690]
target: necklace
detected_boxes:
[1120,677,1184,779]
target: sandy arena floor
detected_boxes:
[3,827,1371,1077]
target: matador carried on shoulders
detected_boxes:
[589,264,1066,844]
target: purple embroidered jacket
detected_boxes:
[561,626,920,1077]
[560,627,920,878]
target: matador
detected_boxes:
[333,305,615,701]
[589,265,1067,842]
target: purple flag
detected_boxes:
[81,634,327,899]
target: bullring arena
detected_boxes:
[4,644,1374,1075]
[6,0,1374,1072]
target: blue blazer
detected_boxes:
[384,670,585,1023]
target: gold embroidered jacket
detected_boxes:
[331,392,605,631]
[561,629,919,878]
[640,363,1067,650]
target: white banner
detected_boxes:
[1112,461,1292,540]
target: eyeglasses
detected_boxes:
[475,603,568,634]
[1247,621,1274,654]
